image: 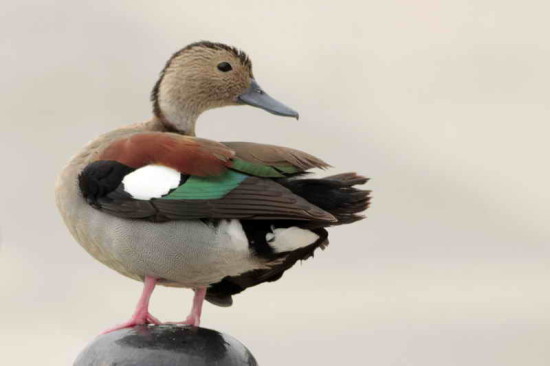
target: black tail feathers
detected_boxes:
[280,172,371,225]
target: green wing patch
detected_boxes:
[161,158,302,201]
[161,170,248,200]
[273,164,301,174]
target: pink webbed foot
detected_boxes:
[101,276,160,334]
[183,313,201,327]
[169,313,200,327]
[101,311,161,334]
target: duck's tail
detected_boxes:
[279,172,371,225]
[205,173,370,307]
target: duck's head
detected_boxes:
[152,41,299,135]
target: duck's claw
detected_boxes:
[101,310,161,334]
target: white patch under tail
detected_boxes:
[122,165,181,200]
[266,227,319,254]
[220,219,250,253]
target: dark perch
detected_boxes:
[74,325,258,366]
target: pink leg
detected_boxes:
[168,288,207,327]
[101,276,161,334]
[185,288,207,326]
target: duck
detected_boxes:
[55,41,370,333]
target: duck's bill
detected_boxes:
[237,79,299,119]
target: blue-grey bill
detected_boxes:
[237,79,299,119]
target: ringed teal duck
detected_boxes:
[55,41,370,333]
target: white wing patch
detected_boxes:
[122,165,181,200]
[266,227,319,253]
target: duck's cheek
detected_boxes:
[214,85,247,106]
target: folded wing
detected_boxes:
[223,141,330,177]
[80,134,335,223]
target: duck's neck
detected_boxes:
[156,102,199,136]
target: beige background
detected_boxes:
[1,0,550,365]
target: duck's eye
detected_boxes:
[217,62,232,72]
